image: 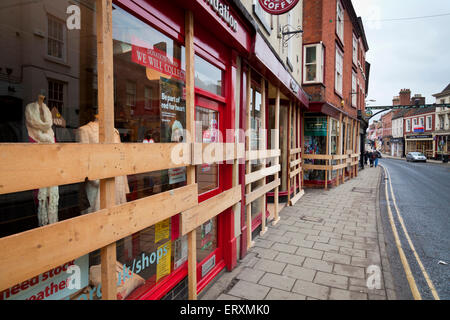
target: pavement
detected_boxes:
[200,167,397,300]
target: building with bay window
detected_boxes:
[301,0,370,189]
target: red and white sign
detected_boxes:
[258,0,300,15]
[132,44,185,82]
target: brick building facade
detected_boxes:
[301,0,370,186]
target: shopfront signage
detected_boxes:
[2,255,89,300]
[406,135,432,140]
[204,0,238,32]
[132,44,185,82]
[290,79,299,94]
[258,0,300,15]
[305,117,327,137]
[201,255,216,278]
[413,125,424,133]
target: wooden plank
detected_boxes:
[290,167,302,178]
[245,67,253,249]
[181,185,241,235]
[287,102,292,205]
[191,143,245,165]
[0,143,191,195]
[303,154,333,160]
[246,149,281,161]
[290,148,302,155]
[290,189,305,206]
[332,163,347,170]
[185,10,197,301]
[260,78,267,236]
[96,0,116,300]
[0,184,198,291]
[245,179,280,205]
[332,154,348,160]
[245,164,280,185]
[272,87,280,226]
[290,158,302,168]
[302,164,333,171]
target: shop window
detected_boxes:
[303,44,324,84]
[195,55,223,96]
[304,117,327,181]
[47,15,66,60]
[0,0,100,300]
[109,4,188,299]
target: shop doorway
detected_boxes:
[194,94,225,289]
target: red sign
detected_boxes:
[132,45,185,82]
[258,0,300,15]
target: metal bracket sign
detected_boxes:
[258,0,300,15]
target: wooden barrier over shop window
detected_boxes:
[244,71,281,249]
[287,104,304,203]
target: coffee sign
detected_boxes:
[258,0,300,15]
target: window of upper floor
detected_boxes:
[406,119,411,132]
[352,34,358,66]
[351,71,357,107]
[336,1,344,43]
[426,116,432,131]
[335,46,344,96]
[303,43,324,84]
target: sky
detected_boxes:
[351,0,450,122]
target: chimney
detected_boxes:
[392,96,400,106]
[399,89,411,105]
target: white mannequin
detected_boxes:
[77,116,129,214]
[25,92,59,226]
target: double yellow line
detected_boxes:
[381,165,440,300]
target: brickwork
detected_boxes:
[302,0,368,119]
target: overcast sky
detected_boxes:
[352,0,450,117]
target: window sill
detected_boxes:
[44,56,71,68]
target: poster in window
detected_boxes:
[156,241,171,282]
[155,218,170,244]
[160,77,186,185]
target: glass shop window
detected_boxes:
[303,117,327,181]
[0,0,98,237]
[109,4,188,298]
[0,0,102,300]
[194,55,223,96]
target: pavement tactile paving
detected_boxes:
[200,167,397,300]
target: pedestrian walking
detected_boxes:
[364,150,369,165]
[369,151,374,167]
[371,150,379,168]
[374,150,381,168]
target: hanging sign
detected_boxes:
[258,0,300,15]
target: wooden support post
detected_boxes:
[325,116,329,190]
[185,10,197,300]
[245,67,254,249]
[343,116,348,184]
[96,0,116,300]
[356,121,360,176]
[272,87,280,226]
[301,110,304,189]
[260,78,267,236]
[287,101,292,205]
[297,106,301,193]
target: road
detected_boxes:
[378,158,450,300]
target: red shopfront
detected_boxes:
[111,0,252,300]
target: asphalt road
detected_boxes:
[377,158,450,300]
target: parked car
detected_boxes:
[406,152,427,162]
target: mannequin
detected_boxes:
[77,114,129,214]
[25,90,59,226]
